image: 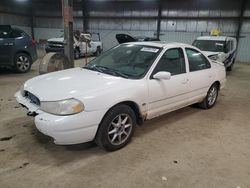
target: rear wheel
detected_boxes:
[14,53,32,73]
[198,83,219,109]
[95,104,136,151]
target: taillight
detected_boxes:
[31,39,36,46]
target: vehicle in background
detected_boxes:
[0,25,37,73]
[116,34,160,44]
[16,41,226,151]
[45,31,103,59]
[192,36,237,71]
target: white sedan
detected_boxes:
[15,42,226,151]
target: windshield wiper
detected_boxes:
[84,65,129,78]
[95,66,129,79]
[83,65,104,73]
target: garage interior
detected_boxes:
[0,0,250,187]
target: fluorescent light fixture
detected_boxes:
[15,0,28,2]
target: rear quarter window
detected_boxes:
[12,29,23,38]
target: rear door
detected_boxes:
[0,26,15,64]
[184,48,214,100]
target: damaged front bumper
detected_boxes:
[15,91,105,145]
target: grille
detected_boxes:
[48,41,64,48]
[24,91,40,106]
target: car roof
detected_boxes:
[123,41,194,48]
[196,36,235,41]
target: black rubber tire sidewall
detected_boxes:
[14,53,32,73]
[200,84,219,109]
[95,104,136,151]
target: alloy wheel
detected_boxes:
[16,56,30,71]
[108,113,132,146]
[207,86,218,106]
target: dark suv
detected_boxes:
[0,25,37,73]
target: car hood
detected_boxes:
[47,37,64,43]
[24,67,130,101]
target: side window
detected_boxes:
[185,48,211,72]
[0,30,11,38]
[152,48,186,76]
[12,29,23,38]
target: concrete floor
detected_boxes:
[0,55,250,188]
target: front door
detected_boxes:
[147,48,190,119]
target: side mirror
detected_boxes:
[153,71,171,80]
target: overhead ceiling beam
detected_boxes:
[80,15,250,20]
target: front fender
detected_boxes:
[77,81,148,113]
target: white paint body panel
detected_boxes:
[15,42,226,145]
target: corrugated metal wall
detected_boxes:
[0,0,250,62]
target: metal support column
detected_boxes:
[236,0,247,43]
[156,0,162,40]
[82,0,88,32]
[62,0,74,68]
[30,0,34,40]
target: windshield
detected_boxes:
[84,44,161,79]
[193,40,226,52]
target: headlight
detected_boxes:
[40,98,84,115]
[208,54,219,61]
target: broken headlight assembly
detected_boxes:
[208,54,219,61]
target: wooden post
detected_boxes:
[62,0,74,68]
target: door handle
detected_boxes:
[181,78,189,84]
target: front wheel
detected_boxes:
[14,53,32,73]
[198,83,219,109]
[95,104,136,151]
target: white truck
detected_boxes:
[192,36,237,71]
[45,32,102,59]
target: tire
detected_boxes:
[95,104,136,151]
[226,59,235,72]
[198,83,219,109]
[74,48,80,59]
[94,47,101,56]
[14,53,32,73]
